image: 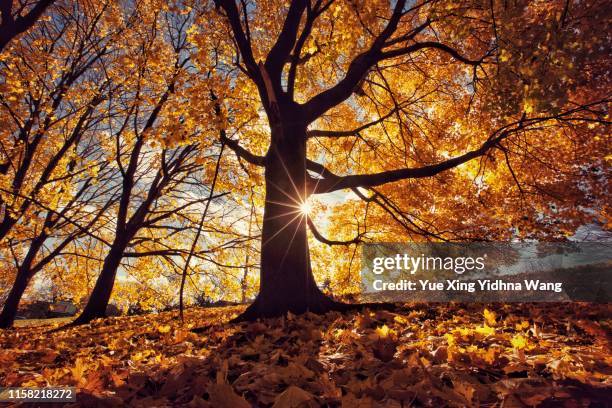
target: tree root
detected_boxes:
[230,291,398,323]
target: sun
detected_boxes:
[299,200,312,216]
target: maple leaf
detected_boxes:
[272,386,317,408]
[511,334,528,350]
[70,357,87,385]
[515,320,530,331]
[207,383,250,408]
[483,308,497,327]
[475,324,496,338]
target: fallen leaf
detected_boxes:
[272,385,317,408]
[207,383,249,408]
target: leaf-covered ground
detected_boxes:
[0,303,610,407]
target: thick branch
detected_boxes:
[302,0,407,122]
[0,0,55,51]
[380,41,486,65]
[213,0,259,80]
[307,103,610,194]
[307,216,362,246]
[220,131,266,166]
[306,120,526,194]
[313,144,489,193]
[264,0,308,82]
[287,0,332,98]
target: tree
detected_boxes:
[0,0,608,324]
[72,4,233,324]
[0,0,123,242]
[0,0,125,327]
[0,0,256,326]
[0,141,121,327]
[190,0,609,320]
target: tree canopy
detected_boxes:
[0,0,609,324]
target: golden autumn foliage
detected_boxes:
[0,0,610,404]
[0,0,608,319]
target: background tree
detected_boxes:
[0,0,254,326]
[72,3,238,324]
[0,0,126,327]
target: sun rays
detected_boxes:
[299,199,312,216]
[260,154,319,251]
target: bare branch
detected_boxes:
[301,0,408,122]
[220,131,266,166]
[307,104,404,138]
[307,216,362,246]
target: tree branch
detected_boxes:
[220,131,266,166]
[379,41,487,65]
[264,0,308,83]
[301,0,407,122]
[307,103,610,194]
[0,0,55,51]
[287,0,332,98]
[307,216,362,245]
[307,104,404,137]
[213,0,260,80]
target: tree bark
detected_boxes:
[0,0,56,52]
[71,241,127,325]
[237,121,343,321]
[0,234,47,328]
[0,267,31,328]
[241,202,254,303]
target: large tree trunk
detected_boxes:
[0,268,31,328]
[237,122,342,321]
[0,215,17,242]
[71,241,126,325]
[0,234,47,328]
